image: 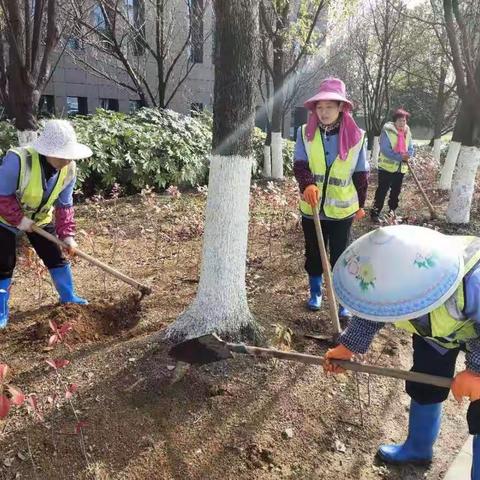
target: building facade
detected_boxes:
[41,0,215,118]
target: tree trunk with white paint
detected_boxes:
[263,145,271,177]
[439,141,461,190]
[166,0,260,342]
[433,138,442,163]
[271,132,283,179]
[17,130,38,146]
[446,146,480,223]
[439,103,470,190]
[166,156,256,340]
[370,136,380,168]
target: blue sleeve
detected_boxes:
[463,265,480,324]
[462,265,480,373]
[294,127,308,162]
[0,152,20,195]
[354,138,370,172]
[55,177,75,207]
[408,137,414,157]
[379,131,403,163]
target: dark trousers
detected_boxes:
[301,216,353,277]
[406,335,459,404]
[0,224,67,280]
[407,335,480,434]
[371,169,405,216]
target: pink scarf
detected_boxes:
[394,128,407,154]
[305,109,362,160]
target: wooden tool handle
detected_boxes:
[312,207,341,334]
[229,343,451,388]
[31,225,152,294]
[408,163,437,219]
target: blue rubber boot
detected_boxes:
[0,278,12,328]
[377,400,442,464]
[49,265,88,305]
[307,275,322,311]
[338,305,352,319]
[472,435,479,480]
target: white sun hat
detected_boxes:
[32,120,93,160]
[332,225,464,322]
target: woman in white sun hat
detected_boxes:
[324,225,480,479]
[0,119,93,328]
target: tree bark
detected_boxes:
[166,0,261,342]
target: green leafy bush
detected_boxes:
[0,121,17,157]
[73,108,212,195]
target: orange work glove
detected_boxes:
[354,208,366,221]
[303,184,320,208]
[451,370,480,403]
[323,344,354,374]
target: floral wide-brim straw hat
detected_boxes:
[332,225,464,322]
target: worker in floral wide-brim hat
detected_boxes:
[0,119,93,328]
[325,225,480,478]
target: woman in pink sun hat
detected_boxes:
[293,77,369,318]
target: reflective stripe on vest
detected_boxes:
[0,147,75,227]
[378,125,411,174]
[394,236,480,349]
[299,125,364,219]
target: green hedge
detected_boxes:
[0,108,295,196]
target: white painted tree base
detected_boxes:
[439,141,461,190]
[271,132,283,180]
[17,130,38,146]
[433,138,442,163]
[446,146,480,224]
[263,145,271,177]
[370,136,380,168]
[165,155,258,341]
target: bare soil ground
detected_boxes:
[0,150,478,480]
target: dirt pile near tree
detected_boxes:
[29,294,143,344]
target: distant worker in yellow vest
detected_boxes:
[325,225,479,478]
[0,120,93,328]
[293,77,369,317]
[370,108,414,222]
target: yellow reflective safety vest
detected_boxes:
[378,122,411,174]
[395,236,480,349]
[299,125,365,219]
[0,147,76,227]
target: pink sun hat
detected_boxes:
[304,77,353,112]
[303,77,361,159]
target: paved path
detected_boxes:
[444,436,473,479]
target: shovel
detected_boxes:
[311,204,341,339]
[31,225,152,295]
[169,333,452,389]
[408,162,437,220]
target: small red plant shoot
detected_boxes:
[0,363,25,419]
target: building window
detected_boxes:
[100,98,119,111]
[125,0,145,55]
[190,102,203,116]
[292,107,308,140]
[129,99,142,113]
[190,0,204,64]
[67,96,88,116]
[67,37,81,50]
[39,95,55,116]
[93,4,107,30]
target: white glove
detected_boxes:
[62,236,78,250]
[17,217,34,232]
